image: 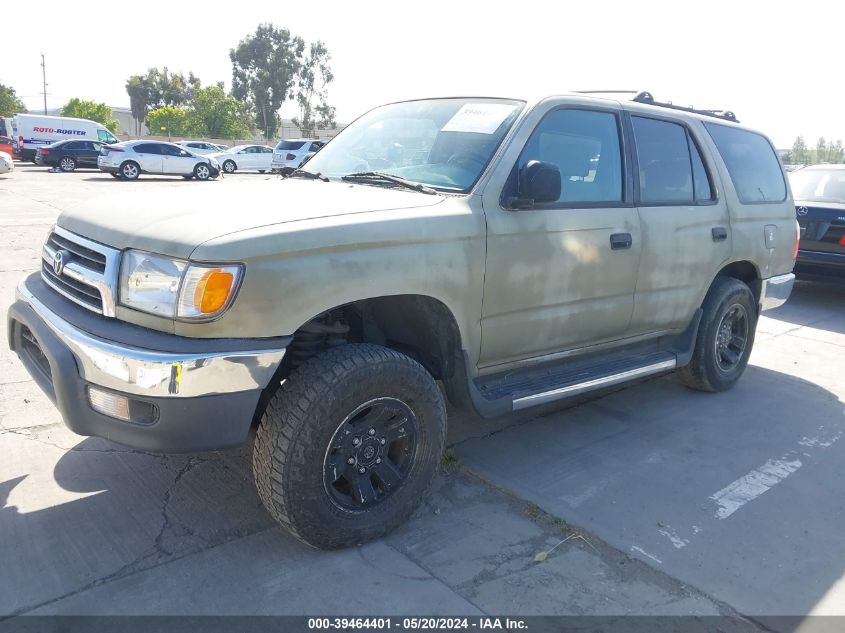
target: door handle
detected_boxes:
[610,233,633,250]
[712,226,728,242]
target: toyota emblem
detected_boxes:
[53,249,70,276]
[797,206,809,216]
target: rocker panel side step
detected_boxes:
[511,355,676,410]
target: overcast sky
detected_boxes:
[4,0,840,148]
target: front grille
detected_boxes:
[46,231,107,273]
[42,260,103,310]
[41,226,119,316]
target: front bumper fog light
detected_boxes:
[88,387,158,425]
[89,387,130,421]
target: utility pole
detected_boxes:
[40,53,48,114]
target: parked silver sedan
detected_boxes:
[98,141,221,180]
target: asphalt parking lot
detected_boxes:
[1,164,844,625]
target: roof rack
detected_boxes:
[574,90,739,123]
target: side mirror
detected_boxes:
[514,160,561,208]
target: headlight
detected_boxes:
[119,250,243,320]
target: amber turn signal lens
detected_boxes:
[194,270,235,314]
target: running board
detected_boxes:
[450,310,701,419]
[511,356,676,410]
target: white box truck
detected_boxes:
[12,114,119,161]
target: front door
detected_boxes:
[161,145,195,175]
[480,103,641,369]
[624,113,732,335]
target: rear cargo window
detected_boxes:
[705,123,786,204]
[275,140,306,151]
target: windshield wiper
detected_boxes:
[341,171,437,194]
[286,168,329,182]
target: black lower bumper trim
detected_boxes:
[8,300,262,453]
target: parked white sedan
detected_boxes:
[0,151,14,174]
[209,144,275,174]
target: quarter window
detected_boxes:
[705,123,786,204]
[518,109,623,204]
[632,117,712,204]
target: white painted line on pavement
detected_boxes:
[630,545,662,564]
[709,456,802,520]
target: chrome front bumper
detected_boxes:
[759,272,795,311]
[15,279,286,399]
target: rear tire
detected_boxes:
[253,343,446,549]
[59,156,77,172]
[109,172,122,179]
[120,161,140,180]
[677,277,757,393]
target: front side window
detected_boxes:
[160,144,184,156]
[632,117,712,203]
[63,141,82,150]
[304,98,524,192]
[705,123,786,203]
[517,109,623,204]
[97,129,117,143]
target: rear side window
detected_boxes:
[705,123,786,203]
[134,143,161,154]
[519,109,623,204]
[276,140,306,151]
[632,117,712,203]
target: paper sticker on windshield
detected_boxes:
[442,103,515,135]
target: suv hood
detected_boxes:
[58,178,445,259]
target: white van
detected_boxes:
[13,114,119,161]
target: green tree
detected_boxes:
[815,137,827,164]
[828,140,844,164]
[230,24,305,138]
[61,98,119,133]
[0,84,27,117]
[187,85,253,138]
[125,75,149,135]
[791,136,808,165]
[146,106,190,138]
[291,41,336,136]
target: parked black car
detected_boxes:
[789,165,845,281]
[35,140,108,172]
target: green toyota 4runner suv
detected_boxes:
[8,91,797,549]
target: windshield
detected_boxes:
[227,145,250,153]
[790,169,845,204]
[304,98,524,192]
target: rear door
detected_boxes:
[79,141,101,166]
[256,146,273,170]
[625,113,732,334]
[133,143,164,173]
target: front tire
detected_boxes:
[223,160,236,174]
[109,172,122,179]
[59,156,77,172]
[677,277,757,392]
[253,344,446,549]
[194,163,211,181]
